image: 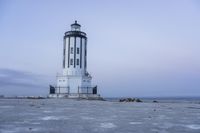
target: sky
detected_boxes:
[0,0,200,97]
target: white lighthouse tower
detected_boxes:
[49,21,101,99]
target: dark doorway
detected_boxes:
[49,85,55,94]
[93,86,97,94]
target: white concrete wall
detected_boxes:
[68,77,81,93]
[56,75,91,94]
[80,76,92,93]
[56,76,68,93]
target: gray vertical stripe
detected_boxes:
[63,37,66,68]
[74,37,76,68]
[68,37,70,68]
[85,38,87,69]
[80,37,82,68]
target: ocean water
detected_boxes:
[0,98,200,133]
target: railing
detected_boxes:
[77,86,97,94]
[65,31,86,36]
[55,86,70,94]
[49,85,97,95]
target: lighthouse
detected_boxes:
[49,21,100,99]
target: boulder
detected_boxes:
[153,100,158,103]
[135,98,142,102]
[119,98,142,102]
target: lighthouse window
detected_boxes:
[77,59,79,65]
[77,48,79,54]
[70,59,73,65]
[70,47,73,54]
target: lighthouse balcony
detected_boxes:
[64,31,86,37]
[49,85,98,98]
[48,85,101,99]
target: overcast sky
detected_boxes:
[0,0,200,97]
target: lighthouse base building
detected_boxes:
[48,21,102,100]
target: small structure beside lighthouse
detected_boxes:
[49,21,101,99]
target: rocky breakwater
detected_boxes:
[119,98,143,102]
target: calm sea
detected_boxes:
[104,97,200,103]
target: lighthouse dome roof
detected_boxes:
[71,20,81,31]
[71,20,81,27]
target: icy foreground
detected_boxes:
[0,99,200,133]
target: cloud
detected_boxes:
[0,68,52,96]
[0,68,42,87]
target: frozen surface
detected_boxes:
[0,99,200,133]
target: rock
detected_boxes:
[127,98,135,102]
[135,98,142,102]
[153,100,158,103]
[119,98,142,102]
[27,96,46,99]
[119,99,125,102]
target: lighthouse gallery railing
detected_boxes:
[49,85,97,95]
